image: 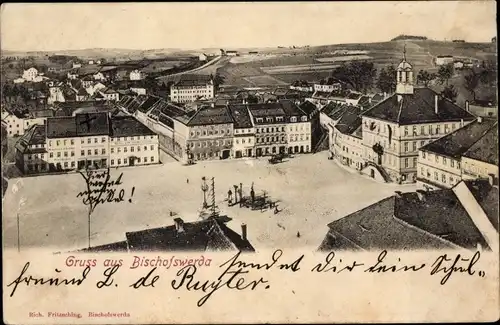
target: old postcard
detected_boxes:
[1,1,499,323]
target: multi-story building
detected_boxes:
[331,106,365,171]
[170,76,215,103]
[228,104,255,158]
[185,105,234,161]
[249,103,289,156]
[1,110,51,137]
[313,78,342,93]
[358,50,475,183]
[435,55,454,66]
[15,112,159,175]
[22,67,38,81]
[417,118,497,190]
[129,69,144,81]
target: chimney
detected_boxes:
[383,92,387,99]
[465,100,470,112]
[477,116,483,123]
[416,189,427,202]
[174,218,184,233]
[460,119,464,127]
[434,95,439,114]
[241,223,247,241]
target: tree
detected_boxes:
[442,85,458,103]
[417,70,436,87]
[376,66,396,93]
[437,64,454,85]
[332,61,377,93]
[463,72,480,101]
[212,73,225,90]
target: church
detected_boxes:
[334,47,476,184]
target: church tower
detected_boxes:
[396,44,414,95]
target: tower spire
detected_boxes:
[403,42,407,61]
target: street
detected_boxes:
[2,151,416,252]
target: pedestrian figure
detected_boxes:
[227,189,233,205]
[297,231,301,238]
[274,205,279,214]
[186,178,189,184]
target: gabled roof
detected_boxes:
[125,217,255,252]
[15,124,46,154]
[462,123,498,165]
[334,106,362,135]
[46,112,110,138]
[320,180,499,251]
[362,88,475,125]
[421,118,497,159]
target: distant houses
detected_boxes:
[435,55,454,66]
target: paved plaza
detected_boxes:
[2,151,417,252]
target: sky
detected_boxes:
[0,2,497,51]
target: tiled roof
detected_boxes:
[362,87,475,125]
[110,116,155,137]
[299,100,317,115]
[125,217,254,252]
[462,124,498,165]
[421,119,497,159]
[173,74,213,87]
[335,106,362,135]
[47,113,110,138]
[320,180,498,251]
[228,104,253,129]
[15,125,46,154]
[187,105,233,126]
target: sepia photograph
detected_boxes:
[1,1,498,323]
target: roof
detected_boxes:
[421,119,498,159]
[110,116,156,137]
[299,100,317,115]
[320,180,498,251]
[186,105,233,126]
[334,106,362,135]
[125,217,254,252]
[362,88,475,125]
[227,104,253,128]
[462,123,498,165]
[173,74,213,87]
[15,124,47,154]
[46,112,110,138]
[397,60,413,70]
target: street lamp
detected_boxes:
[201,177,209,208]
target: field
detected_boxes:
[2,151,417,252]
[315,55,373,62]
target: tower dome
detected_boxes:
[396,44,414,95]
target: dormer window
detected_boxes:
[256,118,263,123]
[301,116,307,122]
[290,117,297,123]
[266,117,273,123]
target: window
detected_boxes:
[404,127,408,136]
[57,152,61,157]
[405,158,409,168]
[88,150,91,155]
[412,142,417,152]
[435,155,439,163]
[94,149,98,155]
[56,140,60,146]
[452,123,456,130]
[442,174,446,183]
[412,126,417,136]
[87,138,91,144]
[404,142,408,152]
[151,156,154,162]
[64,151,68,157]
[443,158,447,166]
[124,158,128,164]
[111,159,114,165]
[150,145,154,150]
[64,162,68,168]
[434,171,438,180]
[137,158,141,163]
[137,146,141,151]
[118,159,121,165]
[420,125,425,135]
[413,157,417,167]
[71,139,74,145]
[101,149,106,155]
[64,140,67,146]
[124,147,128,153]
[28,155,32,160]
[144,146,147,151]
[450,176,454,184]
[445,124,449,133]
[290,117,297,123]
[144,157,148,163]
[420,140,425,147]
[436,125,441,134]
[81,150,85,156]
[71,161,75,167]
[451,160,454,168]
[101,137,106,143]
[131,147,134,152]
